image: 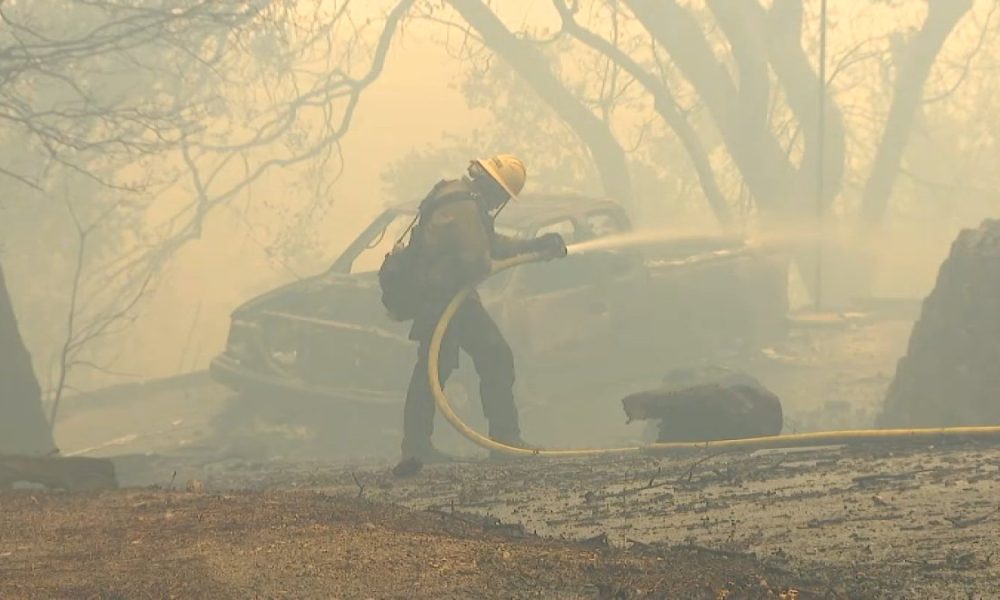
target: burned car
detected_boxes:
[210,195,787,410]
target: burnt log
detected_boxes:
[623,368,782,442]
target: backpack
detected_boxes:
[378,182,473,321]
[377,215,421,322]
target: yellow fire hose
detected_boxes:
[428,252,1000,458]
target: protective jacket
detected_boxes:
[411,179,527,311]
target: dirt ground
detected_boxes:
[3,440,998,599]
[9,314,997,598]
[1,489,805,599]
[366,443,1000,599]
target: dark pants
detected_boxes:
[403,297,519,453]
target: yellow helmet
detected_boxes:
[474,154,526,199]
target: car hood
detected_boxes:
[231,271,403,333]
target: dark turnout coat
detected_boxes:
[409,179,528,342]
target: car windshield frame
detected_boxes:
[328,208,417,275]
[328,203,629,277]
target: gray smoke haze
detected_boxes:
[0,0,997,457]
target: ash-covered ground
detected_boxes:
[3,441,998,599]
[7,314,997,599]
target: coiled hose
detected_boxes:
[428,252,1000,457]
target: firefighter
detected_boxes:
[401,154,567,462]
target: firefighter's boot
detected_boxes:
[400,438,454,464]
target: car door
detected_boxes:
[576,211,652,336]
[502,218,619,370]
[573,210,664,379]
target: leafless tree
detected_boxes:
[0,0,417,434]
[421,0,976,297]
[859,0,975,229]
[46,193,155,427]
[444,0,635,208]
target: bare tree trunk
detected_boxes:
[706,0,770,129]
[448,0,634,207]
[755,0,847,301]
[625,0,797,217]
[757,0,846,206]
[627,0,849,302]
[553,1,734,229]
[629,0,847,219]
[860,0,972,228]
[0,262,57,456]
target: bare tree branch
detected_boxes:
[552,0,733,228]
[761,0,846,205]
[48,193,91,427]
[447,0,634,206]
[861,0,974,228]
[624,0,797,216]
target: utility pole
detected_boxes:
[815,0,829,311]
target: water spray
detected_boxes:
[566,229,740,256]
[564,225,847,258]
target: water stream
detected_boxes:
[567,229,738,255]
[566,226,832,256]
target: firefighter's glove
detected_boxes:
[534,232,568,260]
